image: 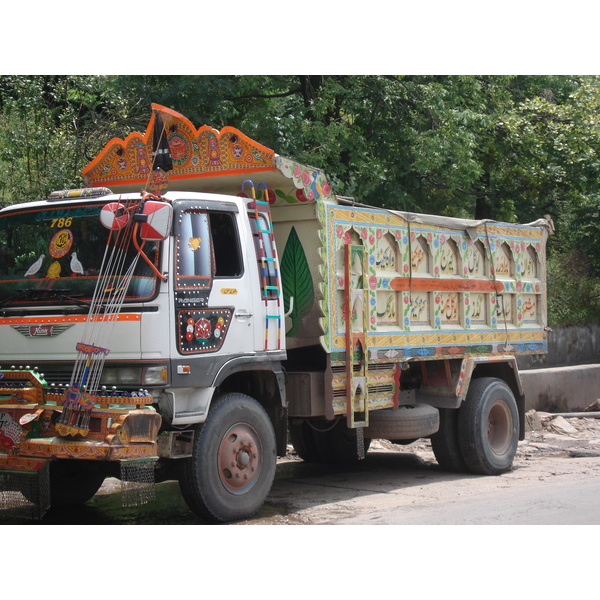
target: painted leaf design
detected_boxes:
[281,226,314,337]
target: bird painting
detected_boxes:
[24,254,45,277]
[70,252,84,276]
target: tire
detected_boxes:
[458,378,519,475]
[431,408,468,473]
[289,419,321,462]
[311,419,371,464]
[49,460,106,506]
[364,404,439,440]
[179,393,277,523]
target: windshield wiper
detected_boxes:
[0,288,95,310]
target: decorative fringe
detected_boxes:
[119,459,157,507]
[0,462,50,520]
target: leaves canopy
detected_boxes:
[2,74,600,323]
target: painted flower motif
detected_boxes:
[343,231,353,244]
[369,255,375,265]
[440,234,446,245]
[336,225,344,237]
[465,317,470,326]
[403,235,408,245]
[404,316,410,326]
[321,181,332,197]
[403,264,409,273]
[376,229,383,239]
[516,280,522,292]
[294,164,302,178]
[361,228,368,240]
[411,232,416,242]
[369,275,377,290]
[435,317,441,327]
[338,277,345,287]
[371,315,377,325]
[435,295,441,304]
[434,266,440,275]
[427,233,432,242]
[404,295,410,304]
[464,266,468,275]
[301,170,311,187]
[433,238,439,248]
[306,189,315,201]
[369,234,375,245]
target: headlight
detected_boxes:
[102,367,143,385]
[101,365,168,386]
[142,366,169,385]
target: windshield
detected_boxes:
[0,201,161,308]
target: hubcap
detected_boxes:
[217,424,262,494]
[487,400,512,455]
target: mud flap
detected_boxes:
[0,461,50,520]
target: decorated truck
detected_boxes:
[0,105,552,522]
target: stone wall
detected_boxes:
[517,324,600,412]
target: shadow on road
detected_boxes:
[1,450,484,525]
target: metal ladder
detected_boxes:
[244,180,282,351]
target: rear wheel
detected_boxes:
[179,393,277,522]
[289,419,321,462]
[431,408,468,472]
[311,418,370,464]
[458,378,519,475]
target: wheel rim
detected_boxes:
[217,423,263,495]
[487,400,513,456]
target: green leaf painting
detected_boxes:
[281,227,314,336]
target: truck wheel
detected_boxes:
[311,418,371,464]
[179,393,277,523]
[289,419,321,462]
[49,460,106,506]
[364,404,439,440]
[431,408,468,472]
[458,378,519,475]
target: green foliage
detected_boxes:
[547,252,600,325]
[3,74,600,324]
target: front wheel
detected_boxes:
[458,378,519,475]
[49,460,106,506]
[179,393,277,523]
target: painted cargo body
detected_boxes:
[0,104,551,523]
[277,198,548,419]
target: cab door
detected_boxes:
[173,204,256,358]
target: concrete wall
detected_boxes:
[517,324,600,412]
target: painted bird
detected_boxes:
[24,254,45,277]
[70,252,84,276]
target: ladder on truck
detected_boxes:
[344,243,370,456]
[244,180,282,351]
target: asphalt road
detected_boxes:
[2,435,599,525]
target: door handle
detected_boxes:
[235,310,253,319]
